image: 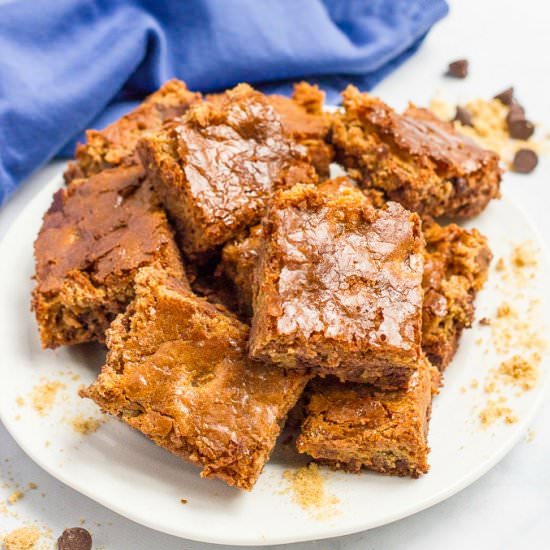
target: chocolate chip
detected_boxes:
[452,176,469,195]
[508,117,535,140]
[513,149,538,174]
[454,106,473,126]
[494,87,515,106]
[57,527,92,550]
[447,59,468,78]
[507,103,526,120]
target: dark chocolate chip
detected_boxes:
[494,87,515,106]
[447,59,468,78]
[507,103,526,121]
[513,149,538,174]
[454,106,473,126]
[57,527,92,550]
[452,176,469,195]
[508,117,535,140]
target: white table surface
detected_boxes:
[1,0,550,548]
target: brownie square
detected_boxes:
[249,182,424,389]
[64,80,200,182]
[137,83,317,259]
[267,82,334,177]
[296,357,439,477]
[32,165,186,348]
[220,178,359,320]
[81,268,309,490]
[332,86,501,219]
[422,219,491,370]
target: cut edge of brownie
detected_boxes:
[296,356,440,478]
[421,219,492,370]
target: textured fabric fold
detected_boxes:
[0,0,447,205]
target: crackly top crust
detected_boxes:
[64,80,201,182]
[81,268,309,490]
[220,178,355,317]
[249,182,424,373]
[34,165,185,297]
[138,83,317,257]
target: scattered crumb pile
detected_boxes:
[474,241,547,427]
[282,463,339,519]
[70,414,104,435]
[429,92,549,169]
[28,380,66,417]
[2,526,41,550]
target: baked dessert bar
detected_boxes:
[332,86,501,218]
[81,268,309,490]
[138,83,317,258]
[267,82,334,177]
[249,182,425,388]
[422,219,491,370]
[32,165,185,348]
[221,194,490,372]
[219,178,358,319]
[296,356,439,477]
[64,80,200,182]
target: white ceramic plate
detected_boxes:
[0,165,549,546]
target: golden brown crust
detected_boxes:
[296,357,439,477]
[138,83,317,259]
[220,202,491,372]
[64,80,200,182]
[248,182,424,388]
[32,165,186,348]
[332,86,502,218]
[267,82,334,177]
[81,268,309,490]
[422,219,492,369]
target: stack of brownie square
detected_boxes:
[32,78,498,490]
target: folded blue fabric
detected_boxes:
[0,0,447,205]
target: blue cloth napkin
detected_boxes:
[0,0,447,205]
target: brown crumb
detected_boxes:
[2,526,41,550]
[498,355,539,391]
[29,380,65,416]
[180,499,188,504]
[27,483,37,491]
[496,302,514,318]
[70,415,103,435]
[495,258,506,272]
[7,491,24,505]
[479,317,491,326]
[479,400,518,427]
[470,379,479,389]
[511,242,538,269]
[282,463,339,519]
